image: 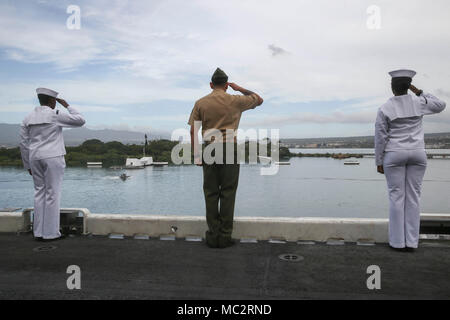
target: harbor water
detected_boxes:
[0,149,449,218]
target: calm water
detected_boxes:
[1,150,449,218]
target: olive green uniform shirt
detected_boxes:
[188,89,259,142]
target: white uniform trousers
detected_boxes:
[30,156,65,239]
[383,150,427,248]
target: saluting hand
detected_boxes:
[56,98,69,108]
[409,84,422,95]
[228,83,241,91]
[377,165,384,174]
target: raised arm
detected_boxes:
[55,98,86,128]
[229,83,264,106]
[410,85,446,115]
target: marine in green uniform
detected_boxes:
[188,68,264,248]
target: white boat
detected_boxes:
[125,158,145,169]
[153,162,168,167]
[274,161,291,165]
[258,156,290,166]
[344,160,360,165]
[87,162,102,168]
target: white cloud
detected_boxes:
[86,123,170,137]
[73,105,120,113]
[0,104,32,113]
[0,4,101,70]
[121,114,190,123]
[0,102,119,113]
[1,0,449,101]
[0,0,449,136]
[243,110,377,127]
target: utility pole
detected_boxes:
[144,134,148,157]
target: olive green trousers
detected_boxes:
[202,152,240,247]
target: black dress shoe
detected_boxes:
[405,247,416,252]
[205,231,219,248]
[218,237,236,249]
[34,237,44,242]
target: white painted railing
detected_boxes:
[1,209,449,244]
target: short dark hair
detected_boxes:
[38,94,53,106]
[212,76,228,86]
[391,77,411,94]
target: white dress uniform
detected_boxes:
[375,70,446,248]
[19,88,85,239]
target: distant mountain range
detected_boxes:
[281,132,450,144]
[0,123,169,147]
[281,132,450,148]
[1,123,449,148]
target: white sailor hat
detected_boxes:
[36,87,59,98]
[388,69,416,79]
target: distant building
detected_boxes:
[125,158,144,168]
[140,157,153,166]
[327,143,344,147]
[425,144,445,149]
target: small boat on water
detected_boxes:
[153,162,169,167]
[258,156,290,166]
[274,161,291,165]
[120,173,130,181]
[87,162,102,168]
[123,158,167,168]
[344,160,360,165]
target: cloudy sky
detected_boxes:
[0,0,449,138]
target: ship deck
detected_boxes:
[0,233,449,300]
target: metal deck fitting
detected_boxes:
[160,235,176,241]
[108,233,124,240]
[326,238,345,246]
[240,238,258,243]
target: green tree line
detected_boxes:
[0,139,291,167]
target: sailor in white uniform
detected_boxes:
[19,88,86,241]
[375,70,446,251]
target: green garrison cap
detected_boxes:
[211,67,228,84]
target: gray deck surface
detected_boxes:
[0,233,449,300]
